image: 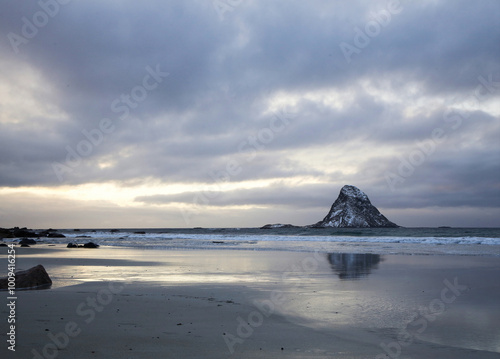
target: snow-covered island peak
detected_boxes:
[339,185,369,202]
[311,185,399,228]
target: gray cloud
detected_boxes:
[0,0,499,226]
[135,182,336,208]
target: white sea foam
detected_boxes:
[40,230,500,256]
[62,231,500,244]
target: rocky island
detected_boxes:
[312,185,399,228]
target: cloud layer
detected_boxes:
[0,0,499,227]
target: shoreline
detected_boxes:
[2,240,500,257]
[1,246,500,358]
[3,226,500,257]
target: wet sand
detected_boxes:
[1,245,500,358]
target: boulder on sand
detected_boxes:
[67,242,99,248]
[83,242,99,248]
[0,264,52,290]
[19,238,37,246]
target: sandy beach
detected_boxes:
[1,245,500,358]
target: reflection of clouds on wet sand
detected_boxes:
[327,253,382,280]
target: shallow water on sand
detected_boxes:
[8,246,500,355]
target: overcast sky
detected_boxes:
[0,0,499,228]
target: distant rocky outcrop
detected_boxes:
[312,185,399,228]
[13,228,38,238]
[0,265,52,290]
[260,224,299,229]
[0,228,14,239]
[0,227,66,240]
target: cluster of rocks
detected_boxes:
[0,227,99,248]
[0,227,68,247]
[0,227,66,239]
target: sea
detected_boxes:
[24,227,500,256]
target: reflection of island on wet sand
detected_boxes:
[327,253,382,279]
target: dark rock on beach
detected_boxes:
[13,228,38,238]
[83,242,99,248]
[37,228,65,237]
[312,185,399,228]
[19,238,37,245]
[0,264,52,290]
[67,242,99,248]
[1,227,65,239]
[42,232,66,238]
[0,228,14,238]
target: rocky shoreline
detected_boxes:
[0,227,66,239]
[0,227,98,249]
